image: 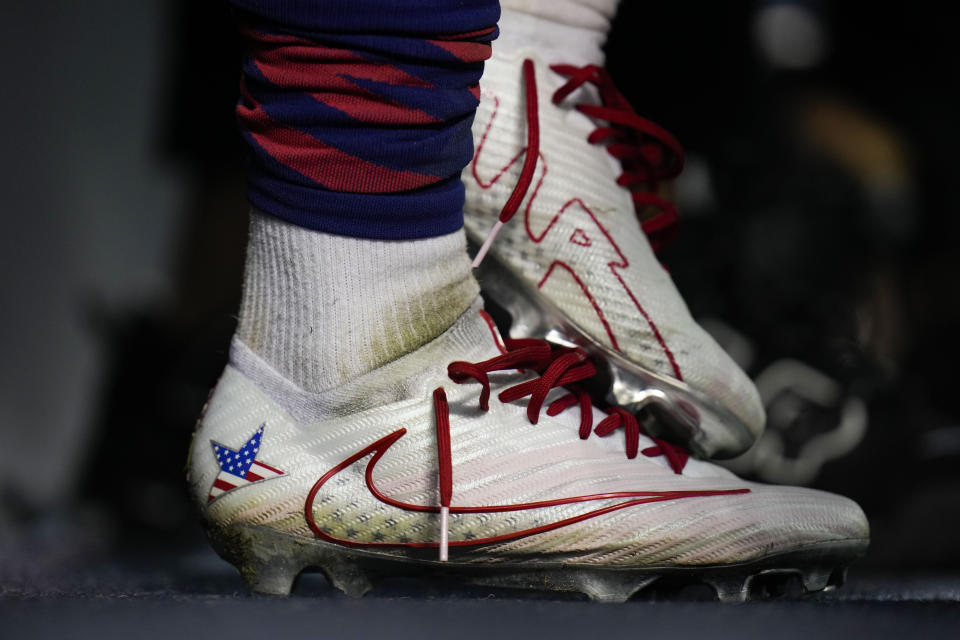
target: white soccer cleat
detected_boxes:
[462,37,765,459]
[188,304,867,602]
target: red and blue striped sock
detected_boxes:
[231,0,500,240]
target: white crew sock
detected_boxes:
[497,0,621,65]
[237,210,479,393]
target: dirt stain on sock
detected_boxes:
[366,276,480,375]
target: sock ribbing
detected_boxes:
[500,0,620,33]
[237,210,480,393]
[495,4,620,66]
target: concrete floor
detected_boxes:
[3,543,958,640]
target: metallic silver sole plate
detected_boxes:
[473,252,758,459]
[206,523,867,603]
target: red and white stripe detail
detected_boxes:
[208,460,284,503]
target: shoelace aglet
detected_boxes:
[439,505,450,562]
[471,220,504,269]
[471,59,539,270]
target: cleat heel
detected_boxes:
[206,523,374,598]
[205,523,302,596]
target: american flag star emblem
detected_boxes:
[208,424,284,502]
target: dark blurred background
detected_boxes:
[1,0,958,599]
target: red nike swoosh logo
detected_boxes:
[304,428,749,549]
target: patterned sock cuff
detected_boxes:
[231,1,500,239]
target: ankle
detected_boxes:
[237,210,479,392]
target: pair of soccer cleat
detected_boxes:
[188,47,868,602]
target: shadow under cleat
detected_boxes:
[463,568,659,604]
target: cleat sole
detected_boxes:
[206,522,867,602]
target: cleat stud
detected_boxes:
[577,575,658,603]
[824,567,848,591]
[206,523,373,598]
[709,576,750,603]
[636,577,714,602]
[801,568,832,593]
[714,587,749,604]
[315,554,375,598]
[204,524,301,596]
[240,560,301,596]
[746,570,803,599]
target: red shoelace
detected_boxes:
[463,60,692,478]
[431,337,690,561]
[446,61,690,561]
[440,337,689,474]
[551,63,684,252]
[472,59,686,267]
